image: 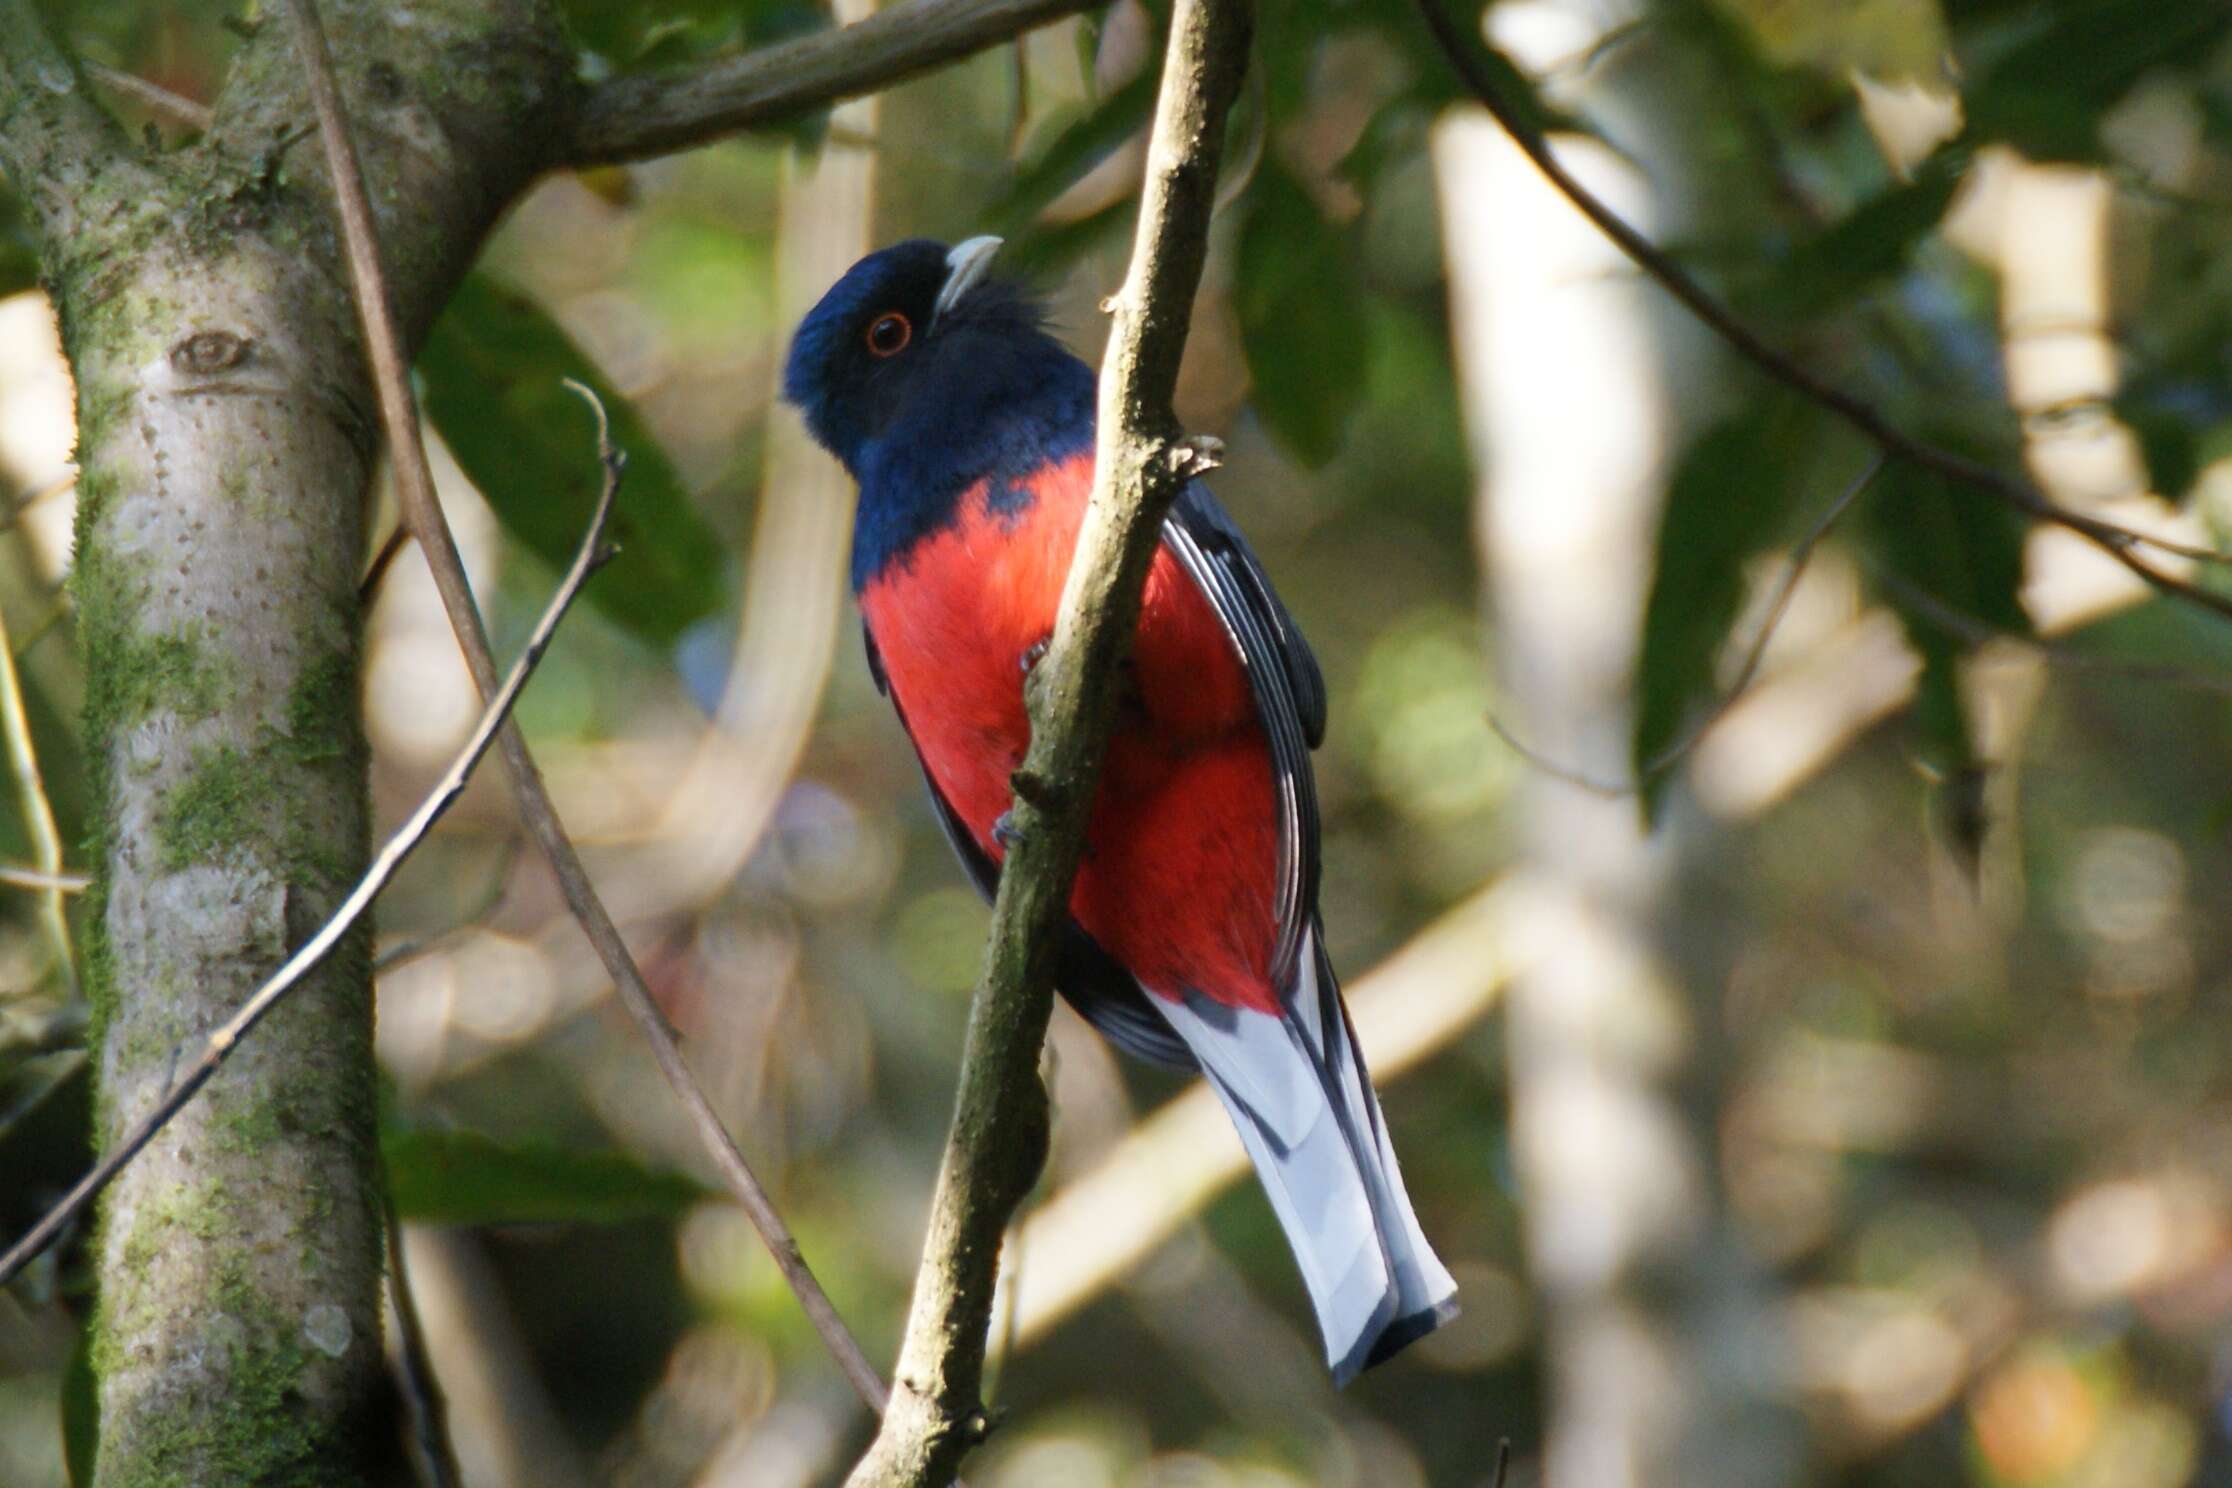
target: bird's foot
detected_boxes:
[1018,635,1050,674]
[991,809,1023,850]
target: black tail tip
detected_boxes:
[1332,1295,1462,1386]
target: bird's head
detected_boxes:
[784,235,1043,473]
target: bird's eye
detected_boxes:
[866,313,912,357]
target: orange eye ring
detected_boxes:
[866,312,912,357]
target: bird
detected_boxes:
[784,236,1457,1382]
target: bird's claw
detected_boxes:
[1019,636,1050,674]
[991,809,1023,850]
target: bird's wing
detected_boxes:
[863,624,1198,1069]
[1160,481,1326,992]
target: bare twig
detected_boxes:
[1486,455,1887,799]
[841,1,1252,1483]
[360,522,413,603]
[571,0,1096,165]
[282,0,889,1414]
[81,59,214,131]
[0,445,618,1289]
[0,599,73,990]
[384,1185,463,1488]
[1413,0,2232,619]
[1871,568,2232,699]
[1493,1438,1513,1488]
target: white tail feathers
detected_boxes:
[1150,926,1458,1382]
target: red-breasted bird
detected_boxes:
[785,237,1456,1380]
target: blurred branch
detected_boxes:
[0,863,87,893]
[841,2,1250,1482]
[81,59,213,130]
[1486,454,1887,799]
[0,446,617,1288]
[998,882,1514,1354]
[1413,0,2232,622]
[281,0,891,1415]
[360,522,413,602]
[570,0,1097,165]
[0,599,74,992]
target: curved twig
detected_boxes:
[284,0,890,1414]
[0,434,618,1289]
[1413,0,2232,621]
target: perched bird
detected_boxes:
[785,236,1457,1381]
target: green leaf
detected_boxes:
[1858,460,2027,856]
[381,1127,704,1226]
[417,273,728,650]
[1235,164,1370,468]
[1743,151,1965,321]
[1964,0,2232,161]
[1632,400,1819,823]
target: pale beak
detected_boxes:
[932,235,1003,329]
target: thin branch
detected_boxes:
[1871,568,2232,700]
[384,1186,464,1488]
[360,521,413,603]
[281,0,890,1415]
[570,0,1096,166]
[0,598,74,991]
[81,59,213,131]
[1413,0,2232,622]
[1486,455,1886,799]
[0,863,88,893]
[842,0,1252,1482]
[0,441,618,1289]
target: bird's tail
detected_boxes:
[1151,923,1458,1382]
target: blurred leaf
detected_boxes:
[2114,390,2202,502]
[1235,164,1370,468]
[1964,0,2232,161]
[1743,151,1964,321]
[62,1326,95,1488]
[1709,0,1949,80]
[1632,399,1818,823]
[0,184,38,298]
[989,71,1158,240]
[418,273,727,651]
[382,1127,704,1226]
[1859,461,2026,830]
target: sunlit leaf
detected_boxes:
[989,71,1158,240]
[382,1127,704,1226]
[417,273,728,651]
[1710,0,1949,81]
[1633,399,1820,823]
[1235,164,1369,468]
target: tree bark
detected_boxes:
[2,3,572,1481]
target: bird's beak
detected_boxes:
[932,235,1003,330]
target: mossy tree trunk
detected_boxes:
[2,4,573,1482]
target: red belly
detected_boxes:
[859,454,1281,1013]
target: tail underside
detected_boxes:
[1152,924,1458,1383]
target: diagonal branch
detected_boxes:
[1413,0,2232,623]
[841,1,1253,1484]
[280,0,891,1415]
[569,0,1095,165]
[0,424,619,1288]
